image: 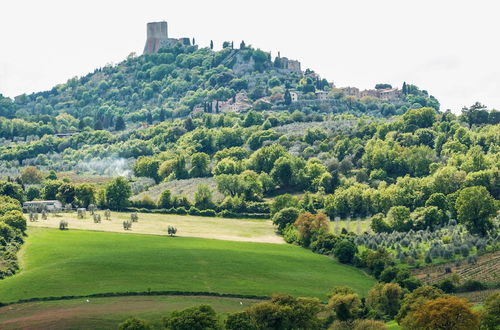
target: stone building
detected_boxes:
[340,86,402,101]
[143,21,192,54]
[275,56,302,73]
[360,89,380,98]
[340,87,360,97]
[379,88,402,101]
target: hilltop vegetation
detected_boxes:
[0,40,499,329]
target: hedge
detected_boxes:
[122,207,269,219]
[0,290,269,307]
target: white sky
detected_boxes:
[0,0,499,112]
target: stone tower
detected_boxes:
[143,21,169,54]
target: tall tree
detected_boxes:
[115,115,126,131]
[105,177,131,210]
[284,89,292,105]
[455,186,496,235]
[411,296,480,330]
[194,184,214,210]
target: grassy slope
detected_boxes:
[0,228,375,303]
[0,295,260,330]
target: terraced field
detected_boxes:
[413,250,500,285]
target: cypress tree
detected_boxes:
[284,89,292,105]
[94,120,103,130]
[115,116,126,131]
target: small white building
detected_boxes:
[23,200,63,212]
[315,90,328,100]
[290,91,299,102]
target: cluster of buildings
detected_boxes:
[193,92,253,114]
[339,86,402,101]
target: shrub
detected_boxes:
[199,209,216,217]
[123,220,132,230]
[457,280,486,292]
[353,319,387,330]
[59,220,68,230]
[437,278,456,293]
[272,207,300,232]
[118,317,152,330]
[282,224,299,244]
[174,207,188,215]
[158,189,173,208]
[163,304,220,330]
[167,225,177,236]
[334,239,357,264]
[225,311,257,330]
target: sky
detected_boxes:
[0,0,499,112]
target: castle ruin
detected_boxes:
[143,21,191,54]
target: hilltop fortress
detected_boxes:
[143,22,301,74]
[142,22,401,102]
[143,21,192,54]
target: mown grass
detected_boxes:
[29,211,282,243]
[0,228,375,304]
[0,295,260,330]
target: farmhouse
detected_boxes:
[379,88,402,101]
[23,200,62,212]
[315,90,328,100]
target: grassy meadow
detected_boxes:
[29,211,283,244]
[0,295,261,329]
[0,227,375,304]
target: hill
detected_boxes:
[0,39,439,134]
[0,228,376,304]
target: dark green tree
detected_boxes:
[105,177,131,210]
[163,305,219,330]
[334,239,357,264]
[455,186,496,235]
[118,317,152,330]
[284,89,292,105]
[115,115,126,131]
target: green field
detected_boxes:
[0,295,260,329]
[29,211,283,244]
[0,228,375,304]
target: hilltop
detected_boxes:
[0,23,439,132]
